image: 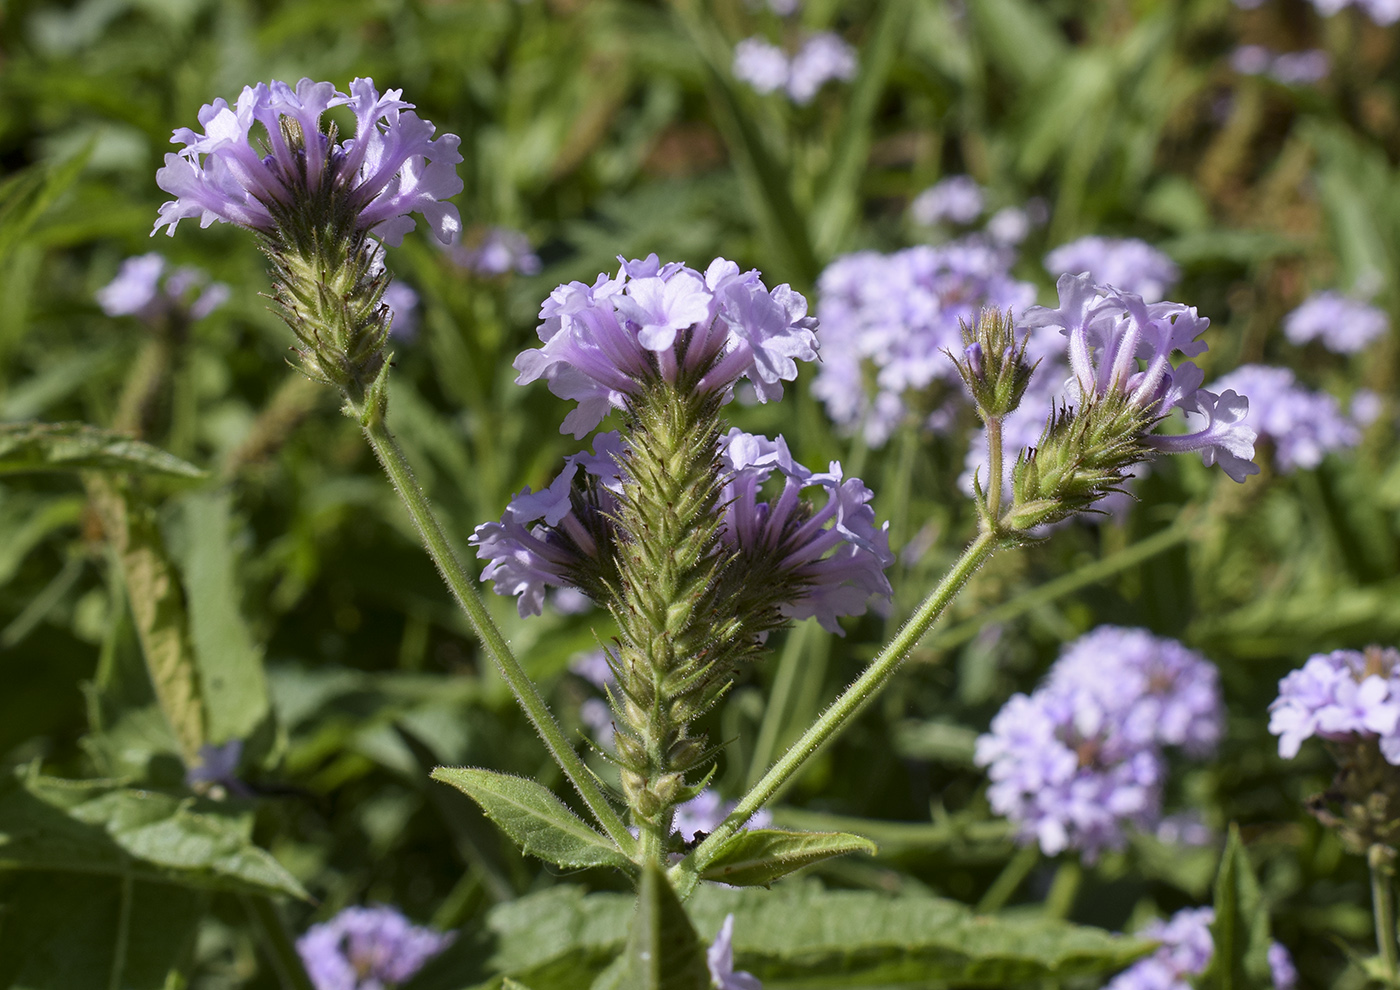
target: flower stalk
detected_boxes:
[1372,844,1400,984]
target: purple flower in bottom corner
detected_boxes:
[297,906,454,990]
[707,915,763,990]
[1105,907,1296,990]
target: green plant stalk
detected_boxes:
[242,895,315,990]
[983,415,1004,530]
[1372,844,1399,984]
[674,527,1002,891]
[354,403,635,855]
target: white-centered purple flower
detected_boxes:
[976,626,1223,856]
[1270,647,1400,764]
[733,37,791,95]
[470,432,626,616]
[296,905,453,990]
[910,176,985,226]
[1025,273,1259,482]
[708,915,763,990]
[515,255,818,437]
[814,240,1037,446]
[1283,291,1389,353]
[719,429,894,635]
[445,226,542,277]
[1043,236,1179,303]
[786,32,857,104]
[673,788,773,844]
[1210,365,1359,473]
[1105,907,1297,990]
[97,253,228,324]
[154,77,463,247]
[382,281,419,340]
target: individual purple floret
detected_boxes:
[381,281,419,340]
[910,176,984,226]
[672,788,772,843]
[515,255,818,437]
[1046,626,1224,757]
[1105,907,1296,990]
[813,240,1037,446]
[1269,647,1400,764]
[98,253,228,324]
[785,32,858,104]
[296,905,454,990]
[1043,236,1180,303]
[1024,273,1258,481]
[708,915,763,990]
[470,432,626,615]
[154,77,462,247]
[975,686,1165,857]
[1210,365,1358,473]
[733,37,791,95]
[445,226,542,277]
[1282,291,1389,353]
[718,429,894,634]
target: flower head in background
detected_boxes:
[1210,365,1359,473]
[910,176,984,226]
[381,281,419,340]
[1283,291,1389,353]
[673,788,772,844]
[154,77,462,248]
[1043,236,1179,302]
[514,255,818,437]
[732,33,856,104]
[733,37,791,94]
[445,226,542,277]
[184,739,250,797]
[1105,907,1296,990]
[98,253,228,324]
[1269,647,1400,763]
[708,915,763,990]
[976,626,1224,857]
[296,905,454,990]
[1268,49,1330,84]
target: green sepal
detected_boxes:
[431,767,633,872]
[619,862,709,990]
[697,828,877,887]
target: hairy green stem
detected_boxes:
[1372,844,1399,984]
[983,415,1003,529]
[674,528,1002,891]
[356,407,635,855]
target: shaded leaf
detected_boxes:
[699,828,876,887]
[1198,824,1273,990]
[0,422,204,478]
[619,862,709,990]
[431,767,632,871]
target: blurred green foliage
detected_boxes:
[0,0,1398,986]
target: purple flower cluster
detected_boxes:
[1269,647,1400,764]
[154,77,462,247]
[515,254,818,438]
[708,915,763,990]
[444,226,542,277]
[719,430,893,634]
[471,432,626,616]
[672,788,773,843]
[1210,365,1359,473]
[296,906,453,990]
[97,253,228,323]
[732,32,857,104]
[1043,237,1180,303]
[1231,46,1331,84]
[1106,907,1296,990]
[1283,291,1389,353]
[813,240,1037,446]
[975,626,1224,857]
[910,176,984,226]
[1026,273,1258,482]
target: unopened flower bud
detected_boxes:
[952,308,1035,421]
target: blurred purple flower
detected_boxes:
[1269,49,1330,84]
[381,281,419,340]
[1230,44,1273,75]
[733,37,790,95]
[185,739,251,797]
[297,905,453,990]
[1043,236,1180,303]
[910,176,984,226]
[1106,907,1296,990]
[673,788,772,844]
[98,253,228,324]
[707,915,763,990]
[1270,647,1400,762]
[154,77,462,247]
[446,226,542,277]
[1210,364,1359,473]
[786,32,857,104]
[986,206,1031,245]
[1283,291,1388,353]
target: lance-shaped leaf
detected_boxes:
[619,862,709,990]
[431,767,632,871]
[0,769,307,898]
[699,828,877,887]
[1198,824,1274,990]
[0,422,204,477]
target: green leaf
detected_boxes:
[0,422,204,478]
[698,828,877,887]
[1197,824,1274,990]
[965,0,1067,84]
[0,146,91,271]
[176,491,270,744]
[0,871,202,990]
[431,767,632,871]
[0,769,307,899]
[619,862,708,990]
